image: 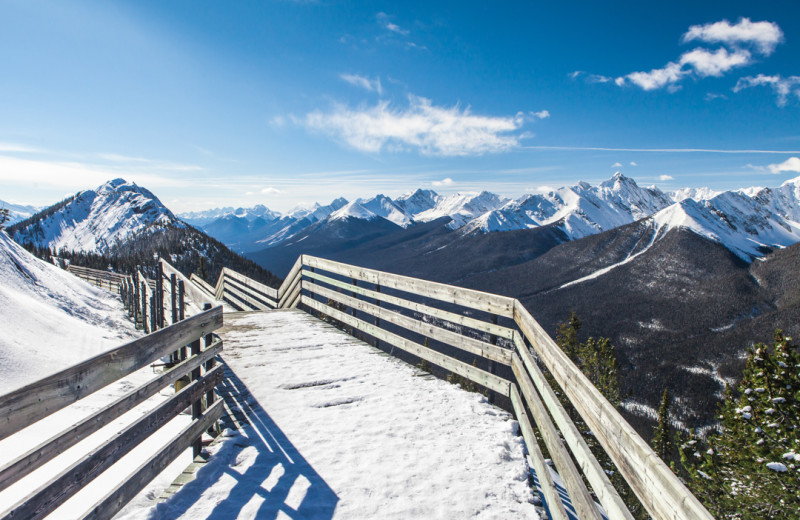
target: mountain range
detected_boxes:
[8,173,800,434]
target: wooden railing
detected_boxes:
[193,255,710,520]
[65,257,712,519]
[0,306,224,520]
[67,265,129,292]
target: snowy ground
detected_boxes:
[129,310,539,519]
[0,231,140,393]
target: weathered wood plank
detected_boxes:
[0,306,223,441]
[285,278,302,309]
[80,400,224,520]
[304,256,515,317]
[0,339,223,493]
[189,274,216,299]
[221,280,268,311]
[513,301,712,520]
[161,260,218,316]
[512,333,631,520]
[511,353,602,520]
[509,384,569,520]
[222,268,278,301]
[305,270,516,340]
[307,281,512,365]
[278,255,304,300]
[3,366,224,520]
[220,286,249,311]
[222,275,276,309]
[278,268,303,308]
[302,296,510,394]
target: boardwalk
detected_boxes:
[136,309,539,519]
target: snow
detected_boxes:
[415,191,508,229]
[0,230,198,519]
[669,187,721,202]
[12,178,182,255]
[356,194,413,227]
[128,310,539,519]
[0,199,40,225]
[766,462,788,472]
[0,231,140,392]
[330,201,380,222]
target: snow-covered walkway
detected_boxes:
[134,309,538,519]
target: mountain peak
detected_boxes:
[600,171,637,189]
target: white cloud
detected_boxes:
[682,18,783,56]
[630,161,638,166]
[260,187,282,195]
[377,12,409,35]
[679,47,750,77]
[620,61,687,91]
[611,162,623,168]
[0,142,44,153]
[613,18,782,92]
[659,174,674,181]
[432,177,454,187]
[570,71,612,83]
[340,73,383,95]
[303,95,528,156]
[734,74,800,106]
[767,157,800,174]
[531,110,550,119]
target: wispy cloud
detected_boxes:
[659,174,674,181]
[630,161,638,166]
[530,110,550,119]
[260,187,282,194]
[734,74,800,106]
[569,71,613,84]
[613,18,781,92]
[340,73,383,95]
[682,18,783,55]
[0,142,45,153]
[611,162,623,168]
[432,177,454,187]
[302,95,537,156]
[377,12,409,35]
[767,157,800,174]
[97,153,204,172]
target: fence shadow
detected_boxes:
[151,361,339,519]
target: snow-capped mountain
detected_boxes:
[415,191,509,229]
[669,187,721,203]
[0,200,41,226]
[394,189,439,215]
[652,177,800,260]
[11,179,181,254]
[179,204,281,228]
[356,194,412,227]
[462,173,673,238]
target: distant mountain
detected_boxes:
[462,173,672,237]
[9,179,281,288]
[416,190,508,229]
[0,200,41,226]
[10,179,180,254]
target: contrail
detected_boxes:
[521,146,800,154]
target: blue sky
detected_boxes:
[1,0,799,213]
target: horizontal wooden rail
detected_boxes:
[0,338,223,492]
[303,296,510,395]
[0,306,223,441]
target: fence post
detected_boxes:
[133,281,140,328]
[487,314,499,405]
[374,283,381,349]
[141,281,148,334]
[156,262,164,329]
[170,273,178,326]
[202,303,217,436]
[178,280,185,322]
[149,294,157,332]
[190,332,202,458]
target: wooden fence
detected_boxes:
[192,255,710,520]
[67,265,129,292]
[64,257,712,519]
[0,287,224,520]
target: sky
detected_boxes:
[1,0,799,214]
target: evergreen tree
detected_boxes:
[680,330,800,518]
[0,207,9,229]
[556,311,582,362]
[652,387,672,463]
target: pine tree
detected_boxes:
[0,207,9,229]
[680,330,800,518]
[556,311,582,362]
[652,387,672,463]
